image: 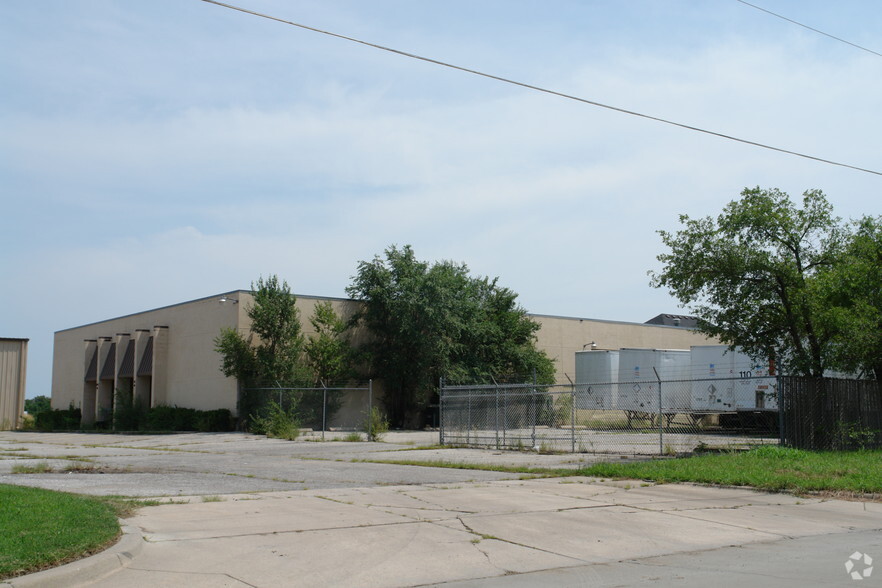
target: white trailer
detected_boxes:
[690,345,778,411]
[616,348,691,413]
[574,350,619,410]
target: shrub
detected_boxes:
[197,409,234,432]
[35,405,81,431]
[554,394,573,427]
[249,401,300,440]
[113,388,147,431]
[362,406,389,442]
[145,405,198,431]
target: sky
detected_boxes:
[2,0,880,399]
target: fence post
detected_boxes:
[368,379,373,430]
[321,381,327,442]
[531,368,537,449]
[571,380,576,453]
[467,385,471,445]
[777,375,785,446]
[439,377,444,445]
[502,381,508,448]
[493,376,500,450]
[653,368,663,455]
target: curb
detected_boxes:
[1,522,143,588]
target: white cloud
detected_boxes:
[4,0,881,398]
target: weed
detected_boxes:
[343,432,363,442]
[250,401,301,441]
[362,406,389,442]
[11,462,52,474]
[201,495,223,503]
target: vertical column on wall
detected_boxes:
[133,330,152,408]
[82,340,98,425]
[96,337,115,424]
[114,333,132,406]
[151,326,169,407]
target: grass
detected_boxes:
[11,462,53,474]
[582,446,882,496]
[0,484,122,580]
[361,446,882,498]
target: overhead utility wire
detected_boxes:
[736,0,882,58]
[200,0,881,177]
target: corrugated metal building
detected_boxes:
[0,338,28,430]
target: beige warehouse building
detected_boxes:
[1,338,29,430]
[51,292,713,425]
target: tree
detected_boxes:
[304,301,352,385]
[214,275,306,386]
[302,301,353,427]
[24,395,51,415]
[815,216,882,379]
[650,187,844,377]
[347,245,554,427]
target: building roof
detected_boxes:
[644,313,699,328]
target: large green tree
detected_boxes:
[815,216,882,379]
[347,245,554,427]
[651,187,845,377]
[214,275,306,386]
[304,301,352,386]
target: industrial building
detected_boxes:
[51,292,713,425]
[1,338,29,430]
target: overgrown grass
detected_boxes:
[363,446,882,496]
[582,446,882,495]
[0,484,122,580]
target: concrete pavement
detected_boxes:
[1,432,880,587]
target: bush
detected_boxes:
[362,406,389,442]
[197,409,234,432]
[35,406,81,431]
[113,389,147,431]
[145,405,199,431]
[554,394,574,427]
[249,401,300,440]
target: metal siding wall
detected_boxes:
[0,340,27,430]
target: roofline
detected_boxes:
[54,290,354,334]
[0,337,30,342]
[54,291,695,334]
[528,313,697,330]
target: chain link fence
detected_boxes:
[440,376,781,455]
[241,381,373,438]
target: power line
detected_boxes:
[200,0,881,177]
[735,0,882,58]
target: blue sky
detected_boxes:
[2,0,880,398]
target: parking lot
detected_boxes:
[1,431,880,588]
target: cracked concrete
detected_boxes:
[3,432,881,587]
[70,479,880,588]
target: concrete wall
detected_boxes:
[0,338,28,430]
[533,314,716,383]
